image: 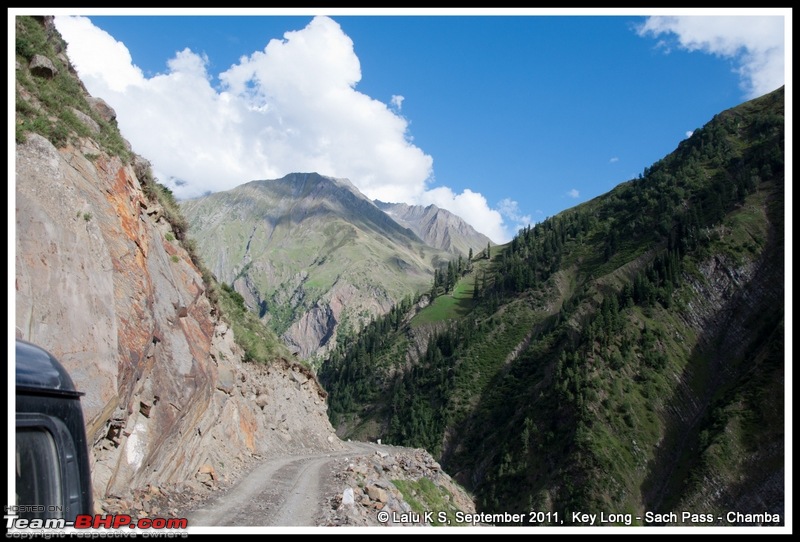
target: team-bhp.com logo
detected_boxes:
[6,512,188,537]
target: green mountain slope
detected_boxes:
[181,172,451,359]
[319,87,785,525]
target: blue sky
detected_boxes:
[27,8,789,243]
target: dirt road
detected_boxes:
[186,441,379,526]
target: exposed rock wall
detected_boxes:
[15,130,340,506]
[282,280,395,359]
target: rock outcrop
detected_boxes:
[15,128,342,507]
[322,446,478,526]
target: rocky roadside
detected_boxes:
[95,455,257,520]
[320,445,478,527]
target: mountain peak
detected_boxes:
[374,201,492,256]
[180,173,451,358]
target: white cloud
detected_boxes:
[637,15,785,98]
[497,198,533,234]
[53,15,518,244]
[685,130,694,138]
[390,95,405,111]
[567,189,580,198]
[50,15,146,92]
[609,156,619,163]
[497,198,530,222]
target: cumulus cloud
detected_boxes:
[567,189,580,198]
[685,130,694,138]
[637,15,785,98]
[53,15,518,243]
[50,15,146,92]
[390,95,405,111]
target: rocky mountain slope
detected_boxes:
[14,16,476,523]
[14,16,341,507]
[375,201,494,257]
[180,173,452,359]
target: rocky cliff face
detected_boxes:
[14,18,340,508]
